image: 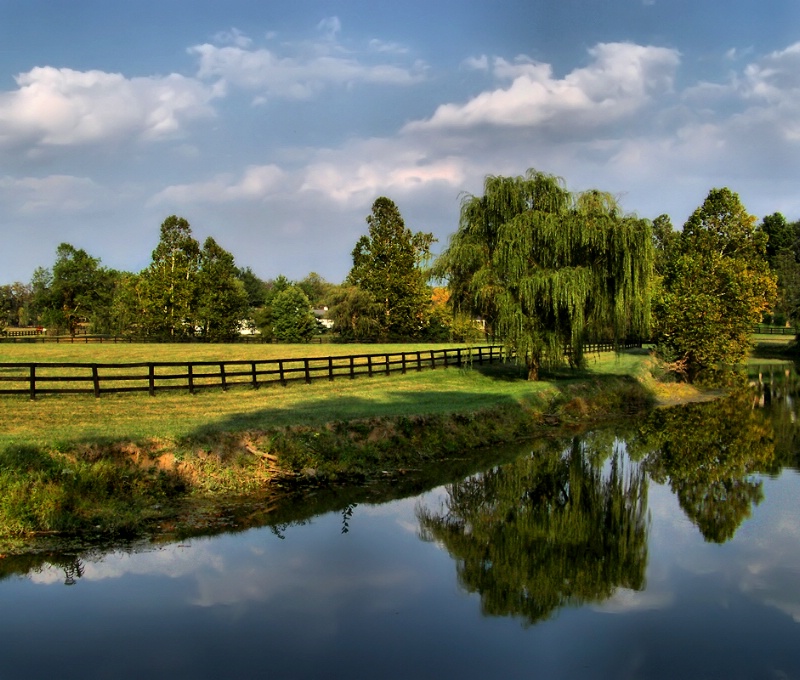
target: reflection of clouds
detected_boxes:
[594,587,673,614]
[28,542,225,585]
[648,471,800,623]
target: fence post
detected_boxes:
[402,352,407,374]
[349,356,355,380]
[92,365,100,398]
[188,363,195,394]
[148,363,155,396]
[385,354,390,375]
[251,361,258,389]
[430,350,435,369]
[457,348,462,367]
[416,351,422,371]
[368,355,373,377]
[279,360,286,386]
[29,364,36,400]
[444,349,449,368]
[477,346,483,364]
[328,357,334,381]
[304,358,311,384]
[220,363,227,391]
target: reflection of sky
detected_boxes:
[3,469,800,678]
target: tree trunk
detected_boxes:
[527,354,540,381]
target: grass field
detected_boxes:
[0,342,651,450]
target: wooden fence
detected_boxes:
[0,345,507,399]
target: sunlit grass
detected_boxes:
[0,346,648,450]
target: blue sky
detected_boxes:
[1,0,799,285]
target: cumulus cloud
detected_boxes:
[407,43,680,131]
[0,67,217,151]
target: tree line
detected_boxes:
[1,167,791,382]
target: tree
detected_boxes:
[297,272,334,308]
[654,188,777,380]
[140,216,201,338]
[436,169,653,380]
[196,237,249,341]
[34,243,112,334]
[639,387,775,543]
[327,285,385,342]
[651,214,679,277]
[271,286,318,343]
[347,197,435,340]
[417,434,648,624]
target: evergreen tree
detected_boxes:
[196,237,249,341]
[347,197,435,340]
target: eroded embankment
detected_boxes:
[0,374,657,551]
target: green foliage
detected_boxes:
[297,272,334,308]
[0,444,184,536]
[636,387,775,543]
[196,237,249,341]
[327,285,385,342]
[346,197,435,340]
[0,282,32,328]
[134,216,248,341]
[271,286,318,343]
[417,435,648,624]
[32,243,114,334]
[436,169,653,379]
[139,215,201,337]
[654,189,777,380]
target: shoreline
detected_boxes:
[0,357,715,553]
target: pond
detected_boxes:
[2,366,800,679]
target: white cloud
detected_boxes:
[407,43,680,131]
[0,174,105,214]
[0,67,216,151]
[213,27,253,49]
[190,44,427,99]
[151,164,287,205]
[189,19,427,101]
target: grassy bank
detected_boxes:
[0,345,677,546]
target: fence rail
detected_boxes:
[0,345,508,399]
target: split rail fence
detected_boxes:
[0,345,507,399]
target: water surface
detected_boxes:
[2,374,800,679]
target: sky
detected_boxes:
[1,0,799,286]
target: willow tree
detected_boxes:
[436,169,653,379]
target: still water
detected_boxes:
[2,367,800,679]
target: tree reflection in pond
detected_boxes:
[638,388,776,544]
[417,433,649,625]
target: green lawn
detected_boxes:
[0,343,650,450]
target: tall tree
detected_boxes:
[654,188,777,380]
[417,435,648,624]
[436,169,653,379]
[196,237,249,341]
[34,243,111,334]
[140,216,201,337]
[347,197,435,340]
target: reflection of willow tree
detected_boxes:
[417,434,648,625]
[639,388,775,543]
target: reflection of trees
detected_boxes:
[640,389,775,543]
[417,435,648,625]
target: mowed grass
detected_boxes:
[0,342,651,450]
